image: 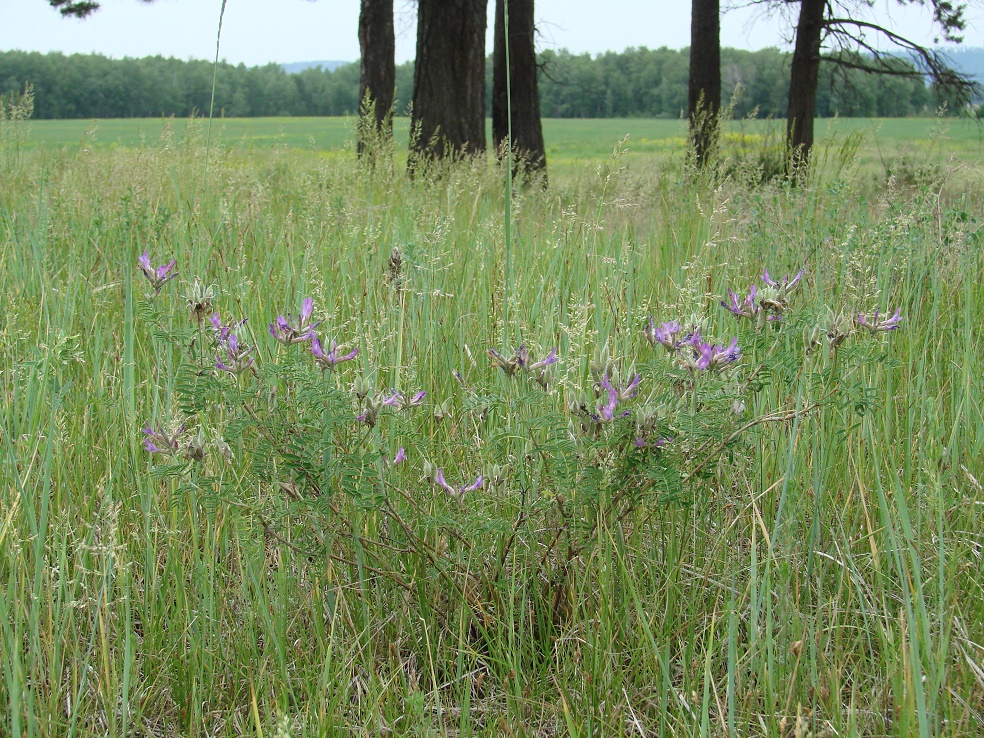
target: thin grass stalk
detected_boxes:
[203,0,229,189]
[503,0,513,348]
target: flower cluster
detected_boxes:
[210,313,254,374]
[270,298,319,346]
[644,319,684,351]
[759,268,803,315]
[142,422,186,455]
[311,338,358,370]
[423,461,483,501]
[138,250,178,295]
[805,306,904,356]
[721,269,803,323]
[856,309,903,333]
[489,344,558,388]
[355,386,426,427]
[267,297,357,371]
[683,332,741,372]
[646,318,740,373]
[569,362,642,438]
[596,372,641,421]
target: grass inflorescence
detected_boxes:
[0,103,983,736]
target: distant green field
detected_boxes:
[14,115,984,175]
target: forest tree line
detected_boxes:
[0,46,953,121]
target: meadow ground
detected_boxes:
[18,114,984,180]
[1,110,983,736]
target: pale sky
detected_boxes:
[1,0,980,66]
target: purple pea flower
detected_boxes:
[762,269,803,292]
[514,344,530,368]
[209,312,248,345]
[692,337,741,372]
[529,347,558,371]
[434,468,483,499]
[356,408,376,427]
[645,318,683,351]
[137,250,177,294]
[721,286,759,320]
[216,332,255,373]
[393,447,406,465]
[634,435,670,450]
[461,475,484,494]
[380,389,426,410]
[270,297,320,346]
[595,375,621,422]
[679,329,703,348]
[490,344,557,380]
[142,422,185,455]
[311,337,358,370]
[618,373,642,400]
[856,308,903,333]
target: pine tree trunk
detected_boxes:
[688,0,720,169]
[492,0,546,177]
[411,0,489,160]
[358,0,395,156]
[787,0,825,168]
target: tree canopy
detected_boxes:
[0,46,961,121]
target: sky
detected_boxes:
[0,0,981,67]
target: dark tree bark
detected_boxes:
[786,0,826,168]
[410,0,489,160]
[492,0,546,176]
[688,0,720,169]
[358,0,395,155]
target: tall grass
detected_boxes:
[0,104,982,736]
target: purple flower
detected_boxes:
[379,389,426,410]
[679,329,702,348]
[618,373,642,400]
[634,435,670,450]
[216,332,255,373]
[590,373,639,423]
[600,376,619,419]
[270,298,320,346]
[856,308,903,333]
[393,447,406,465]
[529,347,558,371]
[692,337,740,372]
[209,312,247,344]
[461,475,483,494]
[490,344,557,380]
[433,468,483,499]
[762,269,802,291]
[311,337,358,370]
[645,318,683,351]
[137,250,177,294]
[514,344,530,368]
[721,286,759,320]
[433,469,456,496]
[142,422,185,455]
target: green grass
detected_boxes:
[0,114,982,736]
[18,114,984,176]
